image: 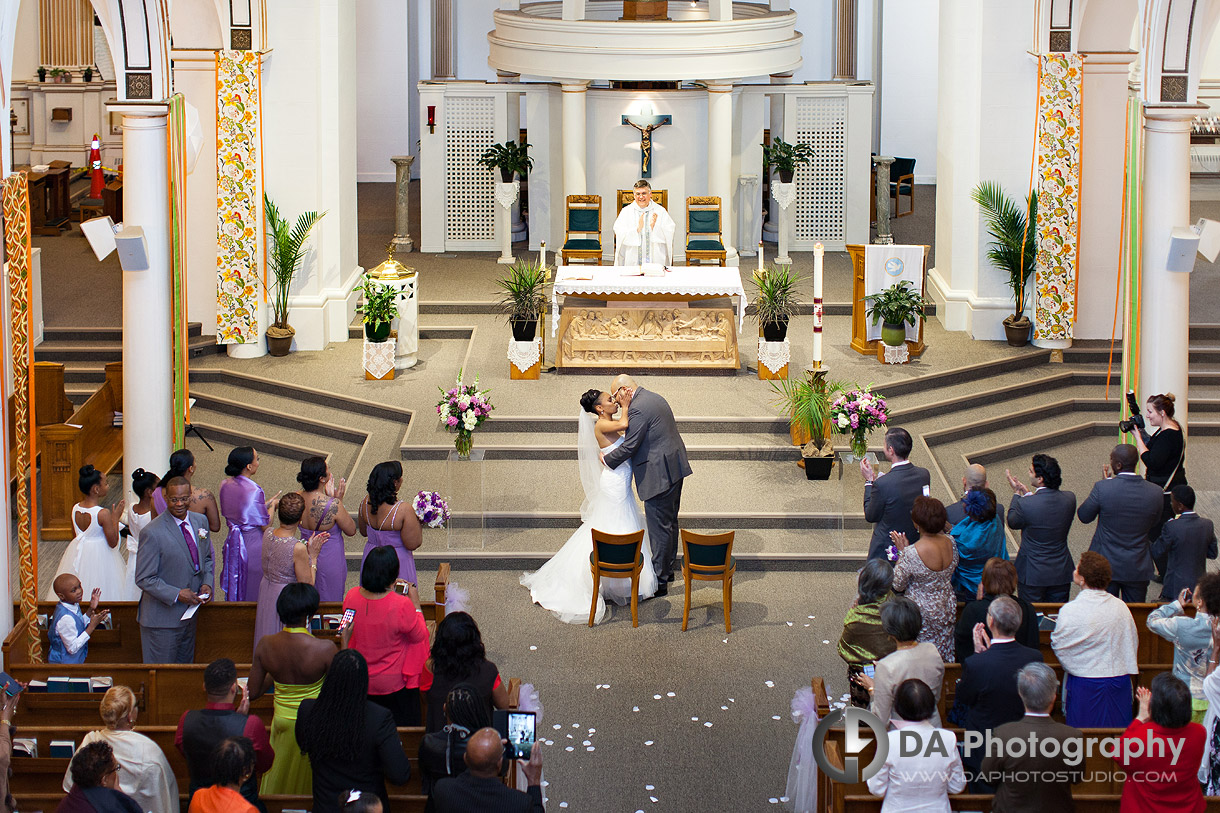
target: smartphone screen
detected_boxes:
[862,664,876,679]
[392,580,408,595]
[338,608,356,631]
[506,711,536,760]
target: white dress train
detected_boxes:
[47,503,127,602]
[124,505,153,600]
[521,434,658,624]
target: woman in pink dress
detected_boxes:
[218,447,278,601]
[357,462,422,587]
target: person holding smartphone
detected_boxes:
[1148,573,1220,723]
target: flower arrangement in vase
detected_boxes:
[413,491,450,528]
[437,370,493,459]
[830,386,889,460]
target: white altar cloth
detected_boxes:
[551,265,747,337]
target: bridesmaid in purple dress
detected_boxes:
[297,457,358,602]
[358,461,423,586]
[253,493,324,654]
[151,448,221,533]
[218,447,279,601]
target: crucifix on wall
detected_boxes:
[622,106,671,178]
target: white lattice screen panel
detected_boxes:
[793,96,847,245]
[445,97,496,245]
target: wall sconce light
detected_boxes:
[427,106,436,134]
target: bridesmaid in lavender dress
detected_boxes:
[218,447,279,601]
[358,461,423,586]
[151,448,222,533]
[253,493,324,654]
[297,457,358,602]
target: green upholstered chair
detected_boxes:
[890,157,916,218]
[561,195,603,265]
[589,528,645,627]
[680,529,736,632]
[685,196,727,266]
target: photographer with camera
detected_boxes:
[1123,393,1187,578]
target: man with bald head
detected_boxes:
[603,374,692,595]
[432,727,544,812]
[945,464,1005,528]
[1077,444,1166,602]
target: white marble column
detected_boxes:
[1139,106,1200,427]
[707,81,736,257]
[561,81,590,195]
[111,103,174,499]
[561,0,586,20]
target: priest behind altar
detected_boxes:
[613,180,676,267]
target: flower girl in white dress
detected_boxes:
[123,468,160,600]
[48,464,127,601]
[520,389,658,624]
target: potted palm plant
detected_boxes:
[752,265,801,342]
[355,273,400,342]
[864,280,925,347]
[478,140,533,182]
[495,258,549,341]
[971,181,1038,346]
[263,194,325,356]
[772,373,846,480]
[762,138,814,183]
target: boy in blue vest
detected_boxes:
[49,573,110,664]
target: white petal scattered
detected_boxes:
[530,646,538,651]
[553,724,562,730]
[589,728,596,733]
[808,615,815,619]
[721,705,728,710]
[653,694,662,700]
[786,621,793,627]
[780,797,790,803]
[765,680,775,688]
[600,684,611,690]
[560,804,568,809]
[650,797,659,803]
[633,706,640,712]
[565,746,574,752]
[542,781,549,787]
[582,740,592,746]
[769,798,780,804]
[666,692,676,697]
[804,624,810,627]
[772,715,782,720]
[586,746,595,752]
[722,638,729,643]
[646,785,655,791]
[572,724,580,728]
[822,640,831,644]
[545,740,554,746]
[704,721,713,727]
[645,740,654,746]
[729,698,735,702]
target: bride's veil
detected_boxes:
[576,411,602,522]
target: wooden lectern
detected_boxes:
[846,244,929,360]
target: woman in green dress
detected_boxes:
[838,559,896,708]
[248,582,337,795]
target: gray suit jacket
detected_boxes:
[135,510,214,628]
[1076,473,1164,582]
[863,462,930,559]
[602,387,692,501]
[1007,488,1077,587]
[1152,512,1219,600]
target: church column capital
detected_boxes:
[704,80,737,93]
[560,80,591,93]
[1143,104,1206,130]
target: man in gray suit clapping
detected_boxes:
[603,375,693,596]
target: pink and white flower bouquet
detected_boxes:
[437,369,493,458]
[413,491,450,529]
[830,386,889,459]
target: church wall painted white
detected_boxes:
[878,0,938,182]
[355,0,415,182]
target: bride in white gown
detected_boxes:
[521,389,658,624]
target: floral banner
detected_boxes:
[3,171,42,662]
[1033,53,1084,345]
[216,51,262,344]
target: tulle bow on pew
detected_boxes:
[785,685,820,813]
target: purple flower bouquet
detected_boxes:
[413,490,450,529]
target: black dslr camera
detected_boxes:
[1118,390,1146,435]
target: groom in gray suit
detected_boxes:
[135,477,214,663]
[603,375,693,596]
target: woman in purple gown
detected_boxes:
[151,448,221,533]
[218,447,277,601]
[297,457,357,602]
[357,462,423,586]
[253,493,324,654]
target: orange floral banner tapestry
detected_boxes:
[216,50,262,344]
[1033,53,1084,345]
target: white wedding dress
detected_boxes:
[521,418,658,624]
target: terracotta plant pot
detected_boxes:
[1003,315,1032,347]
[881,322,906,347]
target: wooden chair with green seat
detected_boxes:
[890,157,916,217]
[680,529,736,632]
[589,528,646,627]
[685,196,727,266]
[561,194,604,265]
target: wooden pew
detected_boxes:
[7,362,76,485]
[39,362,123,540]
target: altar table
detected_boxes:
[550,265,747,369]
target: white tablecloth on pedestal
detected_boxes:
[551,265,747,337]
[371,275,418,369]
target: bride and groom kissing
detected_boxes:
[520,375,693,624]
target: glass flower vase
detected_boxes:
[454,432,473,460]
[850,431,869,460]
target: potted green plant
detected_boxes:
[263,194,325,356]
[83,67,93,82]
[864,280,925,347]
[971,181,1038,346]
[37,66,46,82]
[751,265,801,342]
[478,140,533,183]
[762,137,814,184]
[355,273,399,342]
[772,373,846,480]
[48,68,69,84]
[495,258,549,341]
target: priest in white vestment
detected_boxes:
[613,180,676,267]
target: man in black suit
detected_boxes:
[861,427,931,560]
[1077,444,1166,602]
[1152,485,1219,601]
[433,727,544,813]
[978,662,1084,811]
[948,596,1043,792]
[946,464,1004,528]
[1005,454,1077,602]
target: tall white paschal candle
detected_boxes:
[540,241,547,268]
[758,242,764,273]
[813,242,824,365]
